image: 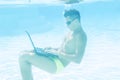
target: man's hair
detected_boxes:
[63,9,80,21]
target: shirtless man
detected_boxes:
[19,9,87,80]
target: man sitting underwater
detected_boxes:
[19,9,87,80]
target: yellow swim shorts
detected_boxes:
[50,57,64,73]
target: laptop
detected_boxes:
[25,31,58,57]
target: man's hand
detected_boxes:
[44,47,59,54]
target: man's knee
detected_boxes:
[19,53,30,63]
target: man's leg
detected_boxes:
[19,53,57,80]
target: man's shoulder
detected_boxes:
[76,31,87,39]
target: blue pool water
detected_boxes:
[0,1,120,80]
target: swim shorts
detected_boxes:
[49,57,64,73]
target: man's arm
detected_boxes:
[58,36,87,63]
